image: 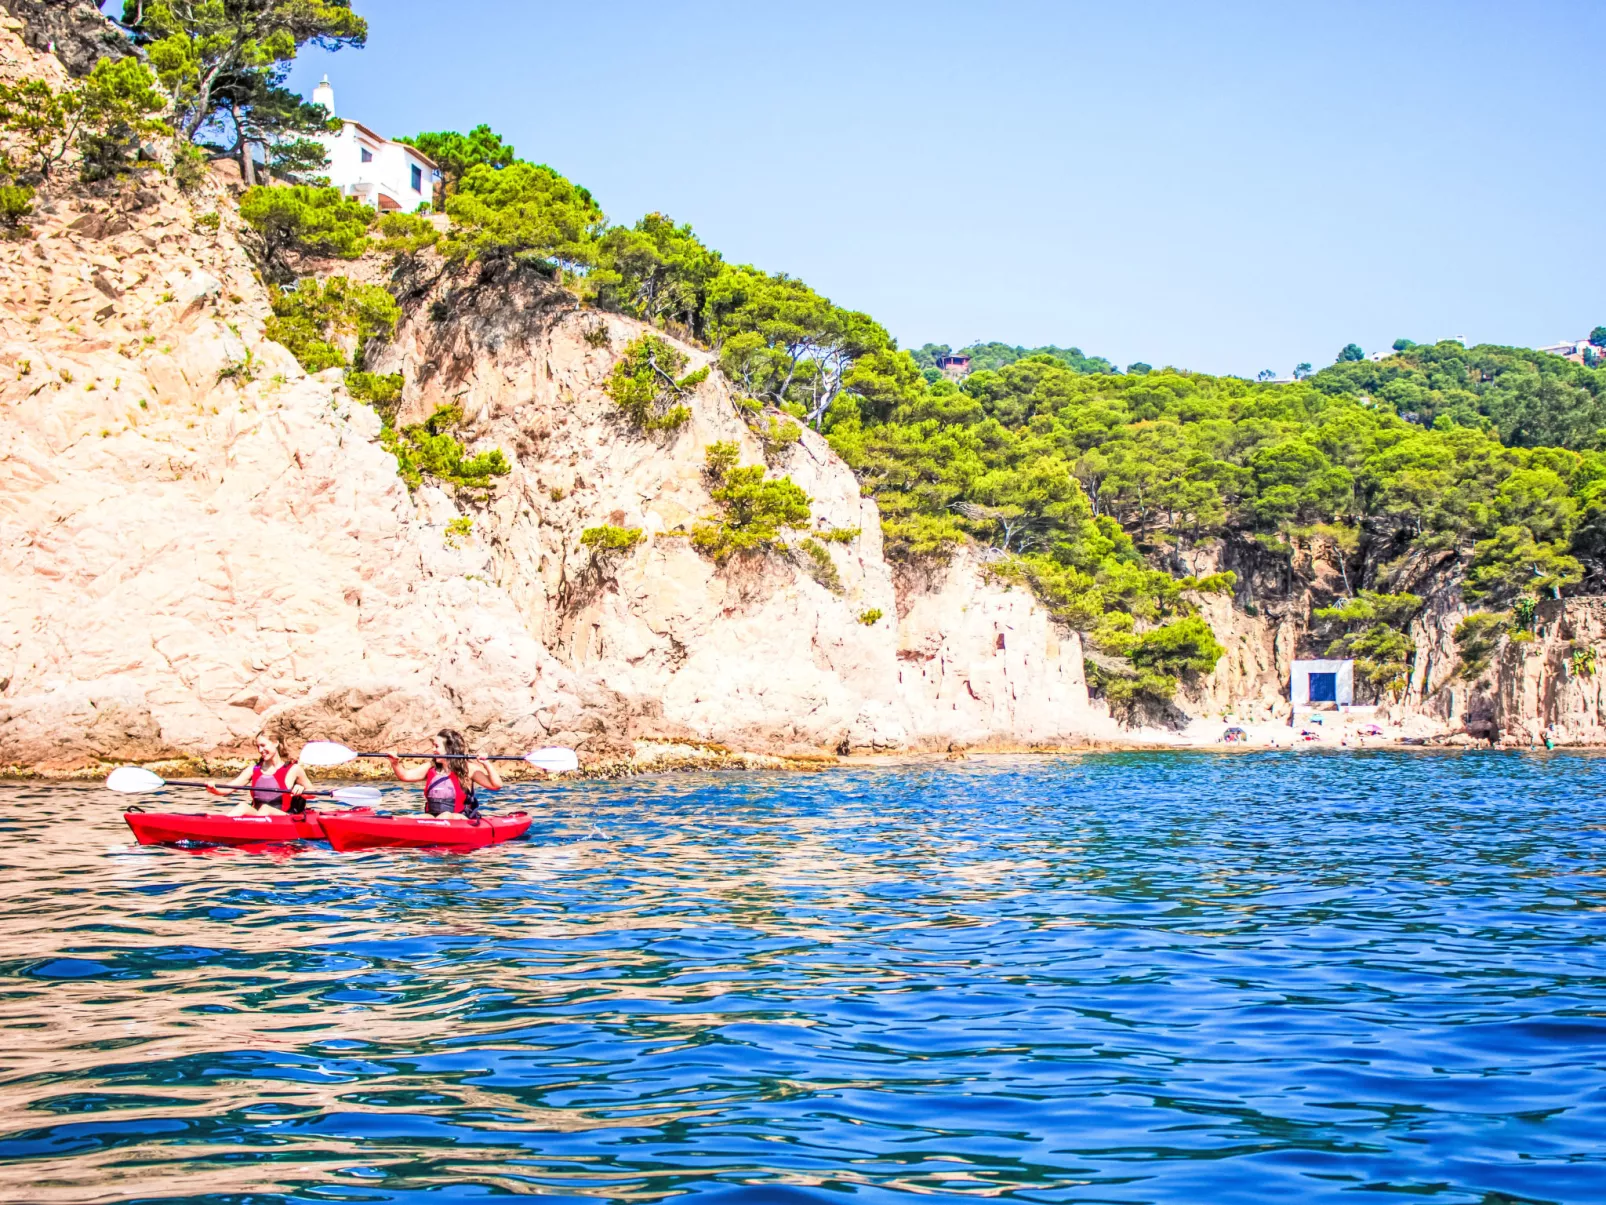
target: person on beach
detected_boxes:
[385,728,502,817]
[208,733,314,815]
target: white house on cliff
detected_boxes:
[311,76,437,211]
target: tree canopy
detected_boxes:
[120,0,364,183]
[395,124,515,207]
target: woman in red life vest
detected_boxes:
[385,728,502,817]
[207,733,314,814]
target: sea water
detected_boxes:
[0,752,1603,1203]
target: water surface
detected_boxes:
[1,752,1603,1203]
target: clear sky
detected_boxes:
[290,1,1606,377]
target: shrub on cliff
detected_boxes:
[0,58,166,182]
[265,276,400,373]
[0,185,34,238]
[581,525,644,556]
[346,371,403,418]
[240,185,374,276]
[605,334,706,433]
[1129,616,1226,678]
[1453,612,1507,680]
[383,404,509,494]
[692,445,812,564]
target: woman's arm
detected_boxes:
[209,765,256,795]
[290,763,314,794]
[470,759,502,791]
[387,753,430,783]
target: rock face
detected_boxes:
[0,17,1118,770]
[0,0,136,77]
[893,550,1117,748]
[368,272,1118,755]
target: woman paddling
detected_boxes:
[385,728,502,817]
[208,733,314,815]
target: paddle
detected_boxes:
[300,741,580,774]
[105,766,383,806]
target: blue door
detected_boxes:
[1308,672,1337,703]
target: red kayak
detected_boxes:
[318,810,532,852]
[124,808,327,847]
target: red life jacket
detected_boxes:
[249,762,296,812]
[424,766,475,814]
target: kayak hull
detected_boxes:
[318,811,532,852]
[125,809,326,847]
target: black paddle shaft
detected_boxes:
[357,752,529,762]
[164,780,346,798]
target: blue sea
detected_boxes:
[1,752,1603,1203]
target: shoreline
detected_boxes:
[1,737,1583,786]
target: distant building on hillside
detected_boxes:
[311,76,437,212]
[1537,339,1597,365]
[936,353,971,381]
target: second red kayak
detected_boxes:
[125,809,327,847]
[318,810,532,852]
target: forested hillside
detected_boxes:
[231,122,1606,714]
[15,2,1599,719]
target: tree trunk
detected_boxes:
[232,103,254,187]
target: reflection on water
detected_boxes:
[1,752,1604,1203]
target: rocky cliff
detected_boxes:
[7,10,1606,772]
[0,14,1121,771]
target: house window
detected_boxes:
[410,164,422,191]
[1308,672,1337,703]
[360,146,373,163]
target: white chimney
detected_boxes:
[312,74,335,117]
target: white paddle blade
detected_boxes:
[330,786,382,806]
[106,766,165,794]
[300,741,360,768]
[526,747,579,774]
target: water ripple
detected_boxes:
[0,752,1603,1202]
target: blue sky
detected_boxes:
[291,1,1605,377]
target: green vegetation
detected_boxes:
[797,538,843,593]
[0,185,34,237]
[858,608,883,626]
[441,160,603,271]
[604,334,706,432]
[1314,339,1606,449]
[395,125,515,208]
[1313,591,1424,695]
[444,516,473,548]
[265,276,399,373]
[375,210,438,255]
[912,342,1114,380]
[586,212,725,337]
[240,185,375,276]
[119,0,364,185]
[581,524,645,555]
[346,370,403,414]
[692,445,812,563]
[1453,612,1505,679]
[383,404,509,494]
[0,58,166,181]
